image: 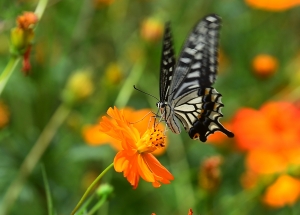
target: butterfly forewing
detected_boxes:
[169,14,221,100]
[159,22,176,102]
[158,14,234,142]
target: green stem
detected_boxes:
[0,104,71,215]
[86,194,108,215]
[41,165,54,215]
[70,163,114,215]
[166,134,196,214]
[76,193,96,214]
[114,60,146,107]
[34,0,48,19]
[0,57,20,95]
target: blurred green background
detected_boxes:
[1,0,300,214]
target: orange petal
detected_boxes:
[245,0,300,11]
[137,154,155,182]
[232,108,277,151]
[144,154,174,183]
[114,151,129,172]
[82,124,122,150]
[246,149,287,174]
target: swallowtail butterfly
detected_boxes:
[156,14,234,142]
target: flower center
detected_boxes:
[137,128,166,154]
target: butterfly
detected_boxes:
[156,14,234,142]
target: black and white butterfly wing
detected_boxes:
[159,22,176,103]
[159,14,234,142]
[169,14,221,99]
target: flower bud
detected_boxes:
[10,27,26,51]
[17,12,38,30]
[96,184,114,197]
[61,69,94,105]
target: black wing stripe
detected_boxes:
[168,14,221,101]
[159,22,176,102]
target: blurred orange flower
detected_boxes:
[199,156,222,191]
[93,0,114,8]
[99,106,174,189]
[252,54,278,78]
[188,209,193,215]
[263,175,300,207]
[233,101,300,207]
[0,101,9,128]
[83,107,168,156]
[245,0,300,11]
[17,12,38,30]
[233,102,300,151]
[141,18,164,42]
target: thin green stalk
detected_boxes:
[71,163,114,215]
[41,165,54,215]
[167,134,196,214]
[114,60,146,107]
[0,57,20,95]
[76,193,96,215]
[86,194,108,215]
[0,103,71,215]
[34,0,48,19]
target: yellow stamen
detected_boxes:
[137,128,166,154]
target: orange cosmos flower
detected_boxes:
[263,175,300,207]
[83,107,167,156]
[233,101,300,207]
[99,107,174,189]
[233,102,300,151]
[252,54,278,78]
[245,0,300,11]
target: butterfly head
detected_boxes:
[156,101,168,109]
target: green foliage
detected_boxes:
[1,0,300,215]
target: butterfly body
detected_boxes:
[157,14,234,142]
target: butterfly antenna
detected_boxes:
[133,85,160,102]
[128,111,154,124]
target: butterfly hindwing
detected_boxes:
[157,14,234,142]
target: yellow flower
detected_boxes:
[105,63,123,84]
[62,69,94,104]
[99,107,174,189]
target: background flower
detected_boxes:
[233,101,300,207]
[2,0,300,214]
